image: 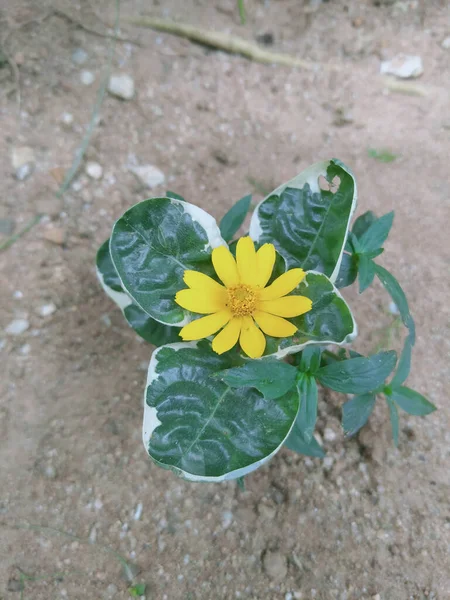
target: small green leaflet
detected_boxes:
[129,583,146,597]
[358,254,376,293]
[390,334,412,388]
[335,252,358,289]
[316,351,397,394]
[386,396,399,446]
[367,148,398,163]
[284,420,325,458]
[342,393,376,436]
[218,359,297,401]
[219,194,252,242]
[359,211,394,253]
[390,387,436,416]
[352,211,376,239]
[299,346,322,374]
[296,374,318,442]
[374,264,416,344]
[165,190,185,201]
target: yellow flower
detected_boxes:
[175,237,313,359]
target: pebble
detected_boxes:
[222,510,233,529]
[12,146,35,180]
[133,502,143,521]
[80,70,95,86]
[380,54,423,79]
[43,227,66,245]
[37,303,57,317]
[129,164,165,189]
[442,36,450,50]
[108,73,135,100]
[5,319,30,335]
[86,161,103,180]
[388,301,399,315]
[60,112,74,127]
[263,550,288,581]
[324,427,337,442]
[72,48,88,65]
[19,343,31,355]
[258,503,277,520]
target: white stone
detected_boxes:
[13,290,23,299]
[19,343,31,355]
[388,301,399,315]
[108,73,135,100]
[380,54,423,79]
[5,319,30,335]
[37,303,57,317]
[72,48,88,65]
[12,146,35,180]
[222,510,233,529]
[80,70,95,86]
[133,503,143,521]
[86,161,103,180]
[61,112,74,126]
[441,36,450,50]
[129,164,165,189]
[324,427,337,442]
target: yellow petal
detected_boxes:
[212,317,242,355]
[236,236,257,286]
[175,288,226,314]
[253,311,297,338]
[255,243,276,288]
[239,316,266,358]
[183,270,225,293]
[212,246,239,287]
[259,296,312,318]
[259,268,306,301]
[180,310,231,341]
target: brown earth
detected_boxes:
[1,1,449,599]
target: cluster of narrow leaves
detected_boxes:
[97,158,435,483]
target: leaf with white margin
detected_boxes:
[249,158,357,283]
[264,271,357,359]
[143,340,300,482]
[110,197,227,327]
[96,239,181,346]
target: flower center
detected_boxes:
[227,284,258,317]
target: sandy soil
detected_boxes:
[1,1,449,598]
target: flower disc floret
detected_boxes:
[175,236,312,358]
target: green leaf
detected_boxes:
[374,264,415,344]
[96,239,181,346]
[316,351,397,394]
[391,387,436,416]
[342,393,376,436]
[352,210,376,239]
[144,341,300,481]
[390,335,412,388]
[335,252,358,289]
[299,346,322,374]
[386,396,399,446]
[250,159,356,281]
[296,374,318,442]
[284,419,325,458]
[358,255,376,293]
[359,211,394,252]
[110,197,226,326]
[367,148,398,163]
[264,271,357,358]
[166,190,185,201]
[219,194,252,242]
[129,583,146,597]
[217,359,297,401]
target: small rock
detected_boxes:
[388,301,399,315]
[441,36,450,50]
[5,319,30,335]
[44,465,57,479]
[0,218,15,235]
[80,70,95,86]
[86,161,103,180]
[37,303,57,317]
[60,112,74,127]
[323,456,334,471]
[324,427,337,442]
[108,73,135,100]
[133,503,143,521]
[333,107,354,127]
[13,290,23,299]
[129,164,165,189]
[72,48,88,65]
[49,167,66,186]
[258,503,277,521]
[222,510,233,529]
[263,550,288,581]
[43,227,66,245]
[35,193,62,217]
[380,54,423,79]
[12,146,35,180]
[352,16,364,28]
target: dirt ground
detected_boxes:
[1,0,449,598]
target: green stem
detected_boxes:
[0,214,42,252]
[237,0,246,24]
